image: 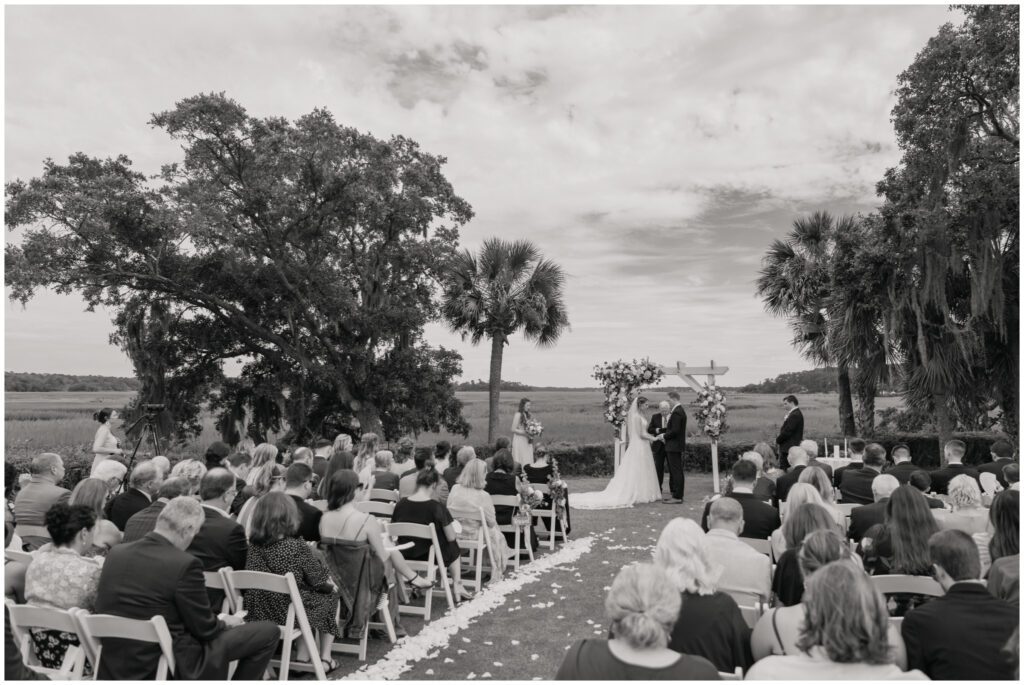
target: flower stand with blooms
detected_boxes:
[692,383,729,493]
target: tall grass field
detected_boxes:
[4,390,905,462]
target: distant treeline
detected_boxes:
[738,368,899,394]
[5,372,141,392]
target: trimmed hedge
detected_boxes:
[7,431,1010,490]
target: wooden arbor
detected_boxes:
[658,361,729,493]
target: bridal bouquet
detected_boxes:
[592,358,664,430]
[525,418,544,441]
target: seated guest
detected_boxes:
[928,439,980,495]
[392,436,416,478]
[392,469,471,600]
[908,470,946,509]
[982,490,1019,604]
[246,492,340,672]
[398,452,449,502]
[318,443,355,499]
[902,529,1018,680]
[187,469,247,582]
[311,438,333,482]
[752,442,784,482]
[443,446,475,490]
[753,530,908,667]
[523,446,572,536]
[106,461,162,531]
[69,478,123,555]
[433,441,453,475]
[654,517,752,672]
[283,463,322,542]
[123,477,192,543]
[485,450,539,552]
[1004,463,1020,490]
[447,460,509,578]
[799,439,833,483]
[149,455,171,480]
[237,462,286,535]
[885,444,919,485]
[24,503,102,671]
[290,446,314,469]
[978,439,1015,489]
[832,438,866,487]
[91,459,128,496]
[703,498,771,602]
[203,441,231,471]
[370,450,400,491]
[4,522,28,602]
[486,439,512,472]
[858,485,938,580]
[701,460,781,540]
[556,562,718,680]
[748,561,925,680]
[169,458,208,496]
[797,466,843,524]
[94,496,279,679]
[222,452,254,516]
[772,447,809,507]
[840,442,887,505]
[934,474,988,534]
[848,474,900,542]
[771,484,832,559]
[721,451,775,502]
[14,453,71,550]
[772,503,840,606]
[245,443,279,486]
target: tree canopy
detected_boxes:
[6,92,474,442]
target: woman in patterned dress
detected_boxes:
[24,503,102,673]
[245,492,341,673]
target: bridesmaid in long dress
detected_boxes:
[511,398,534,467]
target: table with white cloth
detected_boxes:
[814,457,853,471]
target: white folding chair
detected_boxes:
[870,574,944,597]
[450,507,499,593]
[5,548,34,565]
[723,590,767,629]
[719,666,744,680]
[75,611,176,680]
[387,522,456,620]
[739,537,772,556]
[369,489,400,503]
[220,569,327,680]
[355,500,395,520]
[308,499,329,512]
[836,503,858,517]
[5,599,89,679]
[527,483,568,550]
[491,494,534,569]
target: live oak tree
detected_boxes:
[6,93,473,442]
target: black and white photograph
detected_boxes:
[3,2,1019,681]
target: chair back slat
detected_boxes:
[355,501,395,518]
[489,495,519,508]
[5,549,34,565]
[870,574,944,597]
[739,537,772,555]
[719,666,744,680]
[308,499,329,512]
[531,483,551,494]
[369,489,400,503]
[76,612,176,679]
[386,522,435,540]
[7,602,82,634]
[224,569,294,594]
[836,503,858,516]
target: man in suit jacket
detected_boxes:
[283,463,321,542]
[775,395,803,470]
[848,474,899,542]
[702,460,781,539]
[94,497,279,680]
[106,460,162,531]
[187,469,247,609]
[371,450,402,491]
[443,446,475,490]
[832,438,866,487]
[647,401,670,493]
[908,471,947,509]
[883,443,920,485]
[13,452,70,550]
[661,391,688,503]
[123,477,193,543]
[311,438,333,482]
[840,443,887,505]
[977,439,1016,489]
[771,447,808,508]
[928,440,981,495]
[902,529,1018,680]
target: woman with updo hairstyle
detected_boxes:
[747,561,925,679]
[555,562,718,680]
[169,458,208,496]
[91,407,124,473]
[391,468,471,600]
[24,503,102,671]
[934,473,989,534]
[68,478,122,555]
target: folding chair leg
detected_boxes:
[380,598,397,643]
[278,630,292,681]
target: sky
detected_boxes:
[4,4,957,387]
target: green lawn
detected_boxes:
[320,474,716,680]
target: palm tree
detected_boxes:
[756,211,857,436]
[442,238,570,443]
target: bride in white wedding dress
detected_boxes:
[571,395,662,510]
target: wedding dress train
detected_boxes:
[570,399,661,510]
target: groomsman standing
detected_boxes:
[776,395,804,470]
[647,401,670,493]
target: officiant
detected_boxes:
[647,401,670,494]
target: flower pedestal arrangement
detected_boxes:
[693,384,729,493]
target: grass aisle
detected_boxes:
[327,474,716,681]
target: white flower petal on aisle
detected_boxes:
[344,536,595,680]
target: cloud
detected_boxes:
[4,5,954,386]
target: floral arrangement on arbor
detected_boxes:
[592,358,664,430]
[548,458,568,519]
[693,384,728,440]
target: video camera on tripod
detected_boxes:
[119,402,167,494]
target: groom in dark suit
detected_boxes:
[776,394,804,470]
[661,391,688,503]
[647,401,670,492]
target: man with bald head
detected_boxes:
[14,452,70,549]
[703,497,771,600]
[848,473,900,542]
[647,401,671,493]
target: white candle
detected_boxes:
[824,437,829,454]
[834,445,840,458]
